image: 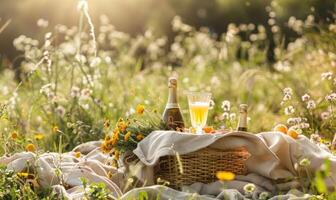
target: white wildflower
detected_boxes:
[325,93,336,101]
[82,104,89,110]
[321,72,333,80]
[209,100,215,110]
[7,92,18,110]
[39,83,53,94]
[301,94,310,102]
[80,88,92,100]
[70,86,81,98]
[37,18,49,28]
[144,100,150,105]
[274,61,291,72]
[40,83,56,101]
[126,107,135,117]
[243,183,256,197]
[89,57,101,67]
[299,123,310,129]
[287,118,296,125]
[310,134,321,144]
[230,113,236,121]
[210,76,221,87]
[222,112,229,119]
[55,106,66,117]
[60,42,77,56]
[287,117,301,125]
[306,100,316,110]
[283,87,293,96]
[45,32,52,40]
[247,23,255,31]
[284,106,295,115]
[221,100,231,111]
[320,112,330,120]
[259,192,270,200]
[283,94,291,101]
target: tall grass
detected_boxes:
[0,8,335,154]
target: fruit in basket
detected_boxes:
[273,124,288,134]
[203,126,215,134]
[287,128,299,139]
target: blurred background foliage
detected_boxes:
[0,0,335,62]
[0,1,335,198]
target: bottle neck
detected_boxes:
[237,111,247,131]
[166,87,179,108]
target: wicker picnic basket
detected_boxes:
[154,147,250,189]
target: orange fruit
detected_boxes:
[203,126,215,134]
[274,124,288,134]
[287,128,299,139]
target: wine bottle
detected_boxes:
[237,104,248,132]
[162,77,185,131]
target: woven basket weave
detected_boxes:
[154,147,250,189]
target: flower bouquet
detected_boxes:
[101,105,168,156]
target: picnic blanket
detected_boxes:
[0,131,335,199]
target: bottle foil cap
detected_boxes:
[239,104,248,112]
[168,77,177,87]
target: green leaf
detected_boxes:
[315,172,327,194]
[139,191,149,200]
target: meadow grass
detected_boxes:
[0,6,335,199]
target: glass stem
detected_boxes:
[196,126,203,134]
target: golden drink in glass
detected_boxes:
[187,92,211,134]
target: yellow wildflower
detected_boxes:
[117,122,127,132]
[114,150,120,160]
[74,151,81,158]
[53,126,59,133]
[216,171,235,181]
[100,142,111,154]
[107,171,113,179]
[26,144,36,152]
[104,120,110,128]
[105,138,113,146]
[124,131,132,141]
[136,133,144,141]
[11,132,18,140]
[111,159,118,168]
[111,131,119,145]
[104,135,111,142]
[136,104,145,114]
[17,172,29,178]
[34,133,45,140]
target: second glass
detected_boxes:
[187,92,212,134]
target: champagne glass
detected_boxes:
[187,92,212,134]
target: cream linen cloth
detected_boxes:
[0,131,335,199]
[132,131,336,192]
[0,141,125,200]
